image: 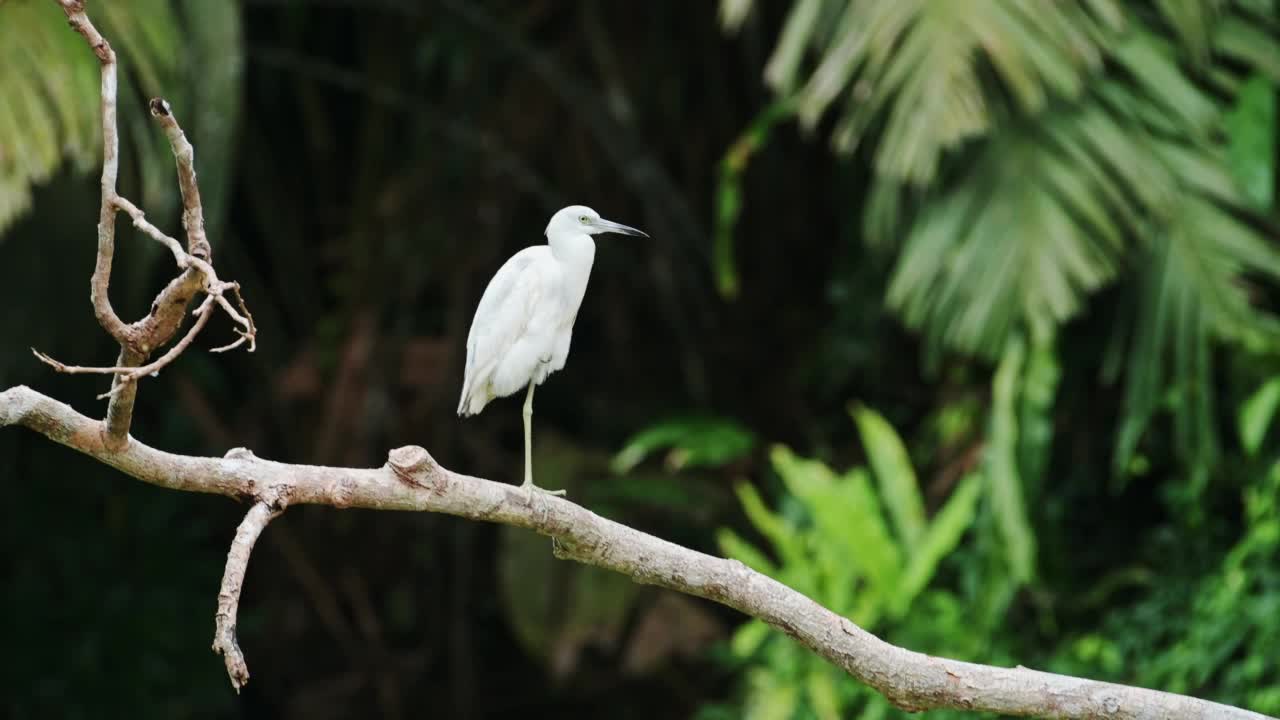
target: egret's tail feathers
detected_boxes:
[457,381,492,417]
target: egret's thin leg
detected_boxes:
[521,381,565,497]
[522,382,535,486]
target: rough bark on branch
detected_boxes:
[213,501,281,692]
[0,385,1268,720]
[57,0,130,344]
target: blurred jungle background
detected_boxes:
[3,0,1280,718]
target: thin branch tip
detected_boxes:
[212,631,249,693]
[213,502,281,691]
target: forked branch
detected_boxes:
[56,0,129,344]
[37,0,256,450]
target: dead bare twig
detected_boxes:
[214,500,283,692]
[34,0,257,448]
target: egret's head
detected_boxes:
[546,205,648,239]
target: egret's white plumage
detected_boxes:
[458,205,647,494]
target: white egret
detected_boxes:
[457,205,647,496]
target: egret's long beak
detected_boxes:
[595,218,648,237]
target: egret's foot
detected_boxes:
[521,480,566,497]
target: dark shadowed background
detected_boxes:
[3,1,1280,718]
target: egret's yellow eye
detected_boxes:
[579,216,589,223]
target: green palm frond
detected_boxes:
[0,0,100,232]
[883,101,1139,355]
[728,0,1280,481]
[735,0,1125,185]
[1118,190,1280,478]
[1153,0,1226,64]
[0,0,238,238]
[882,47,1273,359]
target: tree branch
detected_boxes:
[43,0,256,451]
[148,98,211,263]
[0,385,1268,720]
[56,0,130,344]
[214,501,282,692]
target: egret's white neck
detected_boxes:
[547,231,596,266]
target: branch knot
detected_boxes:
[148,97,172,118]
[225,447,258,461]
[388,445,441,488]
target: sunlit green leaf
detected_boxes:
[769,446,903,610]
[1214,16,1280,84]
[717,528,779,577]
[762,0,825,92]
[986,336,1037,583]
[733,479,808,570]
[612,416,756,474]
[894,473,982,615]
[718,0,754,32]
[1017,334,1061,494]
[730,618,772,658]
[828,467,901,599]
[805,668,842,720]
[1240,377,1280,455]
[744,671,800,720]
[851,403,925,552]
[0,0,236,238]
[1224,74,1276,211]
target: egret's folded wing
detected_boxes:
[459,248,550,412]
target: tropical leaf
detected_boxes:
[733,0,1280,483]
[1213,15,1280,84]
[729,618,772,658]
[1153,0,1222,64]
[732,481,808,571]
[1017,333,1061,495]
[0,0,241,238]
[0,0,99,234]
[724,0,1123,184]
[1115,193,1280,481]
[986,335,1036,583]
[893,473,982,615]
[612,415,756,474]
[1239,377,1280,455]
[717,528,779,577]
[805,668,841,720]
[719,418,988,718]
[851,403,925,552]
[1224,74,1277,210]
[882,100,1133,356]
